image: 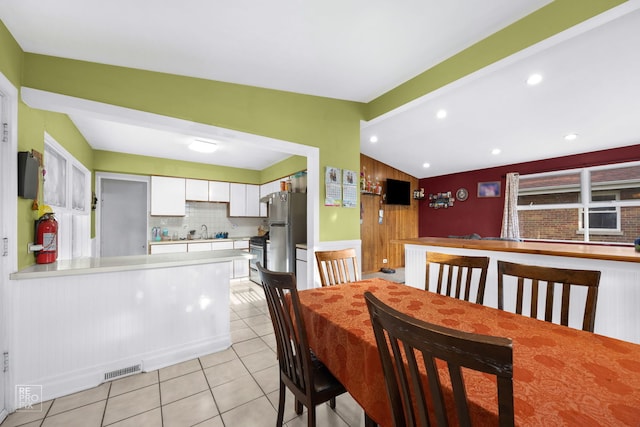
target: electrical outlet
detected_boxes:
[382,258,388,264]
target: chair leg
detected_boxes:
[276,382,286,427]
[295,398,303,415]
[308,405,316,427]
[364,412,377,427]
[329,397,336,409]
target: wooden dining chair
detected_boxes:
[315,248,360,287]
[364,291,514,427]
[425,251,490,304]
[497,260,601,332]
[257,263,347,427]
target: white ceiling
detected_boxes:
[2,1,640,176]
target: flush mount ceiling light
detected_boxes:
[491,148,501,155]
[436,109,447,119]
[189,139,218,153]
[369,135,378,143]
[422,162,430,168]
[564,133,579,141]
[526,73,543,86]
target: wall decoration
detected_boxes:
[455,188,468,201]
[428,192,454,209]
[342,169,358,208]
[324,166,342,206]
[477,181,501,198]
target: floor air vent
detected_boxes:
[104,364,142,381]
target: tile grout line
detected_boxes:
[99,381,112,427]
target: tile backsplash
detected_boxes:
[149,202,266,240]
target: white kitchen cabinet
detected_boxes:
[210,240,235,278]
[211,241,234,251]
[150,243,187,254]
[246,184,260,217]
[260,180,280,198]
[208,181,230,202]
[229,183,246,217]
[233,240,249,278]
[187,242,212,252]
[229,183,261,217]
[185,179,209,201]
[296,247,308,289]
[150,176,186,216]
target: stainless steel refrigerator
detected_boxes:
[266,192,307,273]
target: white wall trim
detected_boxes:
[0,71,18,416]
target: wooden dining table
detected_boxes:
[296,277,640,426]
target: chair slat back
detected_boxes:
[315,248,360,287]
[497,260,601,332]
[257,263,313,394]
[365,292,514,427]
[425,252,490,304]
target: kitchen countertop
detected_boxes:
[148,237,250,245]
[393,236,640,263]
[10,249,253,280]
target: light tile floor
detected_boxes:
[1,279,367,427]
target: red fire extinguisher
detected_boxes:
[35,213,58,264]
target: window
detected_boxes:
[518,161,640,244]
[43,133,91,259]
[579,192,619,232]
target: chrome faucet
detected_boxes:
[201,224,208,239]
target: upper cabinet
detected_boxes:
[208,181,230,202]
[185,179,209,201]
[229,183,263,217]
[150,176,186,216]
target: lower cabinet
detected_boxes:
[187,242,213,252]
[233,240,249,278]
[149,239,249,279]
[150,243,188,254]
[296,247,308,289]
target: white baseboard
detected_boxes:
[24,335,230,406]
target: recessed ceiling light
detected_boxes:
[369,135,378,143]
[491,148,501,155]
[564,133,579,141]
[436,109,447,119]
[189,139,218,153]
[423,162,430,168]
[526,73,543,86]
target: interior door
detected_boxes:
[100,178,148,257]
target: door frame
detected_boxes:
[0,71,18,417]
[95,172,150,257]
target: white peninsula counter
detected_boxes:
[395,237,640,345]
[8,250,252,407]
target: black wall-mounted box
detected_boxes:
[17,151,39,199]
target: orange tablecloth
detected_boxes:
[297,278,640,426]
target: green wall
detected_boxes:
[16,105,95,268]
[94,151,262,183]
[261,156,307,184]
[0,19,21,86]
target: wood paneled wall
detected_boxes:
[360,154,419,274]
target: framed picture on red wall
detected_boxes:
[477,181,501,197]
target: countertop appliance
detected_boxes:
[249,233,268,284]
[266,192,307,273]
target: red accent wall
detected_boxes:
[418,144,640,238]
